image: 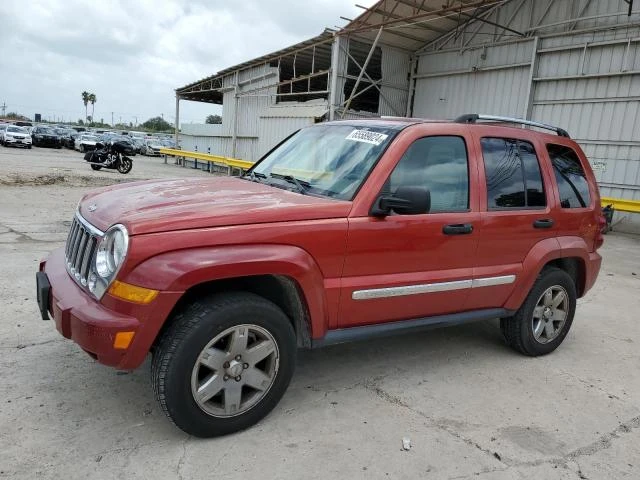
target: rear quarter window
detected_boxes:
[547,144,591,208]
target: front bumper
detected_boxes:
[5,137,31,147]
[38,248,181,369]
[34,137,60,147]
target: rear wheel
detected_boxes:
[90,164,102,171]
[152,292,296,437]
[501,267,576,356]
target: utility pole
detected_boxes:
[111,112,114,126]
[0,102,6,117]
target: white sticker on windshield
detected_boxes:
[345,129,389,145]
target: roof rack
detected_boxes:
[454,114,570,138]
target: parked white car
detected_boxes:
[75,134,100,152]
[142,138,164,156]
[1,125,32,148]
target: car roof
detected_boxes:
[321,116,572,141]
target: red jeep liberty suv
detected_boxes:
[36,114,604,437]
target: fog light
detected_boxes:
[108,280,158,304]
[113,331,135,350]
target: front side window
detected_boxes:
[388,136,469,212]
[547,144,591,208]
[481,138,546,209]
[251,124,398,200]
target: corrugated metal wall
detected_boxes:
[257,117,315,158]
[379,45,411,116]
[410,0,640,231]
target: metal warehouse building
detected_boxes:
[176,0,640,230]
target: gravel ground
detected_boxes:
[1,145,639,480]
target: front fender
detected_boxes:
[122,244,329,338]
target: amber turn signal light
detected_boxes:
[108,280,159,304]
[113,331,135,350]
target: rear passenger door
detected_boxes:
[468,134,556,310]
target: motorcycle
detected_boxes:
[84,140,135,174]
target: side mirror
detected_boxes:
[371,185,431,216]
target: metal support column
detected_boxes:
[523,36,539,120]
[329,35,341,121]
[174,95,180,149]
[232,71,239,158]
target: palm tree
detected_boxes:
[81,91,90,123]
[89,93,97,123]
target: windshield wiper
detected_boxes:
[269,173,310,194]
[243,170,267,183]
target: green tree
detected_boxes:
[78,119,84,125]
[81,91,90,122]
[89,93,97,121]
[6,112,19,119]
[205,114,222,124]
[141,116,173,132]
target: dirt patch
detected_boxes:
[0,173,132,187]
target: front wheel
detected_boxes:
[151,292,296,437]
[501,267,576,356]
[90,164,102,171]
[117,157,132,174]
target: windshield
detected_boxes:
[250,124,398,200]
[7,126,27,133]
[81,135,98,141]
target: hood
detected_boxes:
[79,176,351,235]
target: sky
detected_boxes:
[0,0,376,127]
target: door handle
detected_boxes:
[533,218,554,229]
[443,223,474,235]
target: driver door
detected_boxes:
[338,133,480,327]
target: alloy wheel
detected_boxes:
[191,324,279,418]
[532,286,568,344]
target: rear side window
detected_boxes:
[481,138,546,209]
[547,144,591,208]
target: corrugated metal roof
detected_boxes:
[339,0,509,51]
[176,30,335,99]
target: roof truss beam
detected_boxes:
[355,3,448,33]
[338,0,498,36]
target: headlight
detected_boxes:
[95,224,129,278]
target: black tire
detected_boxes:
[90,164,102,171]
[151,292,296,437]
[117,157,132,174]
[501,267,576,356]
[27,145,32,149]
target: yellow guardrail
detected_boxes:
[159,148,333,180]
[159,148,254,170]
[601,197,640,214]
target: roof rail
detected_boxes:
[454,114,570,138]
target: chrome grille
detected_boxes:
[65,215,102,287]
